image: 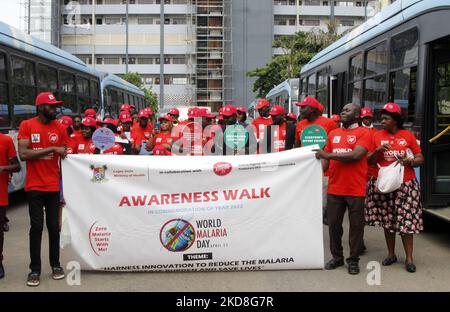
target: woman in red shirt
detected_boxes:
[365,103,424,273]
[146,114,175,156]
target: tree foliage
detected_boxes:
[122,72,158,114]
[247,20,344,98]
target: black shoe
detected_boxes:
[0,264,4,279]
[325,258,344,270]
[3,223,9,232]
[52,266,65,280]
[405,262,416,273]
[382,256,397,266]
[347,261,360,275]
[26,272,40,287]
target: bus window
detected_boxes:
[0,53,10,128]
[123,93,129,105]
[110,88,119,117]
[37,64,57,94]
[11,56,36,128]
[90,80,100,109]
[300,77,307,101]
[348,54,363,106]
[348,81,362,106]
[365,43,387,77]
[77,77,91,114]
[60,71,77,115]
[389,67,417,126]
[390,28,418,69]
[316,69,328,113]
[363,75,386,116]
[307,74,316,97]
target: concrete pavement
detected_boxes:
[1,191,449,292]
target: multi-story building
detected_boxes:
[21,0,387,111]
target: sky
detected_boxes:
[0,0,22,29]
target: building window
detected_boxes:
[304,19,320,26]
[173,77,187,85]
[340,19,355,27]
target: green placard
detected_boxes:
[301,124,327,148]
[224,124,248,149]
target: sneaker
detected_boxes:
[347,261,360,275]
[0,264,4,279]
[52,266,65,280]
[325,258,344,270]
[26,272,40,287]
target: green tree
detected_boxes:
[247,20,343,98]
[122,72,158,114]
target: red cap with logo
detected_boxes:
[331,114,341,122]
[144,108,154,116]
[237,106,247,113]
[361,107,374,118]
[119,111,132,123]
[222,105,237,116]
[35,92,63,106]
[381,102,401,114]
[188,107,200,119]
[168,108,180,116]
[286,113,297,121]
[102,117,118,127]
[120,104,131,112]
[158,114,175,122]
[81,117,97,128]
[256,99,269,110]
[296,96,323,111]
[138,110,149,119]
[59,116,73,128]
[269,105,286,116]
[84,108,96,118]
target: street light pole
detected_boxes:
[160,1,164,110]
[125,0,129,74]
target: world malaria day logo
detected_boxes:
[160,219,195,252]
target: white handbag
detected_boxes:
[376,161,404,193]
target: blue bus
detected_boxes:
[266,78,300,116]
[0,21,145,192]
[299,0,450,221]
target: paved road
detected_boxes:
[1,191,449,292]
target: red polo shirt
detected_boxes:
[372,129,421,183]
[324,126,372,197]
[18,117,69,192]
[252,117,273,140]
[0,134,17,205]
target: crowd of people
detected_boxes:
[0,91,424,286]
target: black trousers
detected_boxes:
[327,194,365,262]
[27,191,61,273]
[0,206,5,263]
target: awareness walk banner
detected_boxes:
[61,146,324,272]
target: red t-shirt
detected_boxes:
[366,128,379,179]
[273,123,287,152]
[0,134,17,205]
[295,116,338,143]
[152,132,174,156]
[372,129,421,183]
[324,126,372,197]
[131,123,153,147]
[71,129,82,141]
[252,117,273,140]
[102,135,125,155]
[18,117,69,192]
[72,137,97,154]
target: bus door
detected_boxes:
[426,42,450,210]
[331,72,346,115]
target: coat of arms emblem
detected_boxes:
[90,165,108,183]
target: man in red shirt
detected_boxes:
[0,133,20,279]
[315,103,372,275]
[131,110,153,155]
[261,105,295,153]
[252,99,273,143]
[18,92,69,286]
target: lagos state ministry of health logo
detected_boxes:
[90,165,108,183]
[160,219,195,252]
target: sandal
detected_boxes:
[382,256,397,266]
[405,262,416,273]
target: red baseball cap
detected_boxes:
[286,113,297,121]
[119,111,132,123]
[222,105,237,116]
[296,96,322,112]
[237,106,247,113]
[361,107,373,118]
[168,108,180,116]
[188,107,200,119]
[144,108,154,116]
[102,117,118,127]
[35,92,63,106]
[59,116,73,128]
[331,114,341,122]
[84,108,96,118]
[120,104,131,112]
[159,114,175,122]
[138,110,149,119]
[81,117,97,128]
[256,99,269,110]
[269,105,286,116]
[381,102,401,114]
